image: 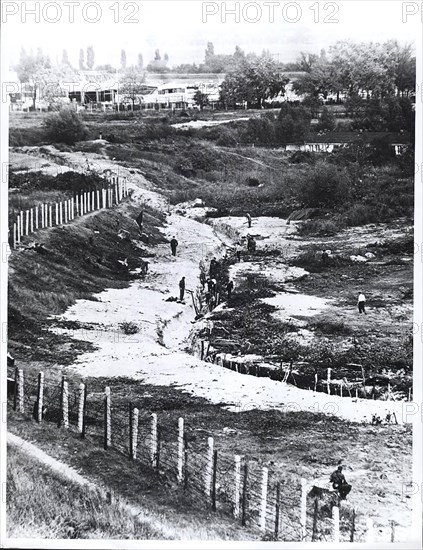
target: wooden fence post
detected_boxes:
[48,204,52,227]
[104,386,111,449]
[333,505,340,543]
[30,208,34,233]
[274,482,281,540]
[241,462,248,526]
[327,368,331,395]
[64,201,68,224]
[13,223,17,249]
[16,216,21,243]
[260,466,268,532]
[58,376,69,429]
[17,368,24,413]
[77,382,85,433]
[311,497,318,541]
[150,413,157,467]
[80,194,84,216]
[55,203,59,225]
[84,192,87,214]
[300,478,307,540]
[211,449,218,511]
[177,417,184,482]
[366,518,374,543]
[132,407,139,460]
[234,455,241,519]
[13,367,19,411]
[129,402,134,459]
[102,189,106,209]
[40,204,45,228]
[350,508,356,542]
[19,210,24,236]
[35,206,39,230]
[204,436,214,495]
[92,190,95,211]
[340,380,343,397]
[25,210,29,235]
[96,189,100,210]
[36,372,44,422]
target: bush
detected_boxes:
[119,321,139,335]
[44,110,88,145]
[297,161,349,208]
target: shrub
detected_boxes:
[44,109,88,145]
[297,161,349,208]
[119,321,139,335]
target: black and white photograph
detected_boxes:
[0,1,422,548]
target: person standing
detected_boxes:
[179,276,186,301]
[170,236,178,256]
[235,242,242,262]
[226,279,234,300]
[246,213,252,228]
[199,271,206,290]
[357,292,367,315]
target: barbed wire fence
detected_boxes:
[6,365,398,542]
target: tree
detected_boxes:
[275,104,312,143]
[44,109,88,144]
[86,46,95,70]
[79,48,85,70]
[16,48,52,109]
[154,49,161,61]
[316,106,336,132]
[119,68,146,109]
[220,53,289,109]
[137,53,144,70]
[193,90,209,111]
[61,49,71,66]
[120,49,127,70]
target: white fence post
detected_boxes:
[327,368,332,395]
[102,189,106,209]
[104,386,112,449]
[84,192,87,214]
[62,379,69,429]
[77,383,85,433]
[59,202,63,225]
[30,208,34,233]
[96,189,100,210]
[16,216,21,243]
[35,206,39,230]
[48,204,52,227]
[300,478,307,540]
[204,437,214,495]
[41,204,45,228]
[80,194,84,216]
[366,518,374,543]
[150,413,157,467]
[64,200,68,224]
[234,455,241,519]
[132,407,139,460]
[55,203,59,225]
[17,369,24,413]
[92,190,95,211]
[36,372,44,423]
[260,466,268,532]
[333,505,340,543]
[177,417,184,482]
[25,210,29,235]
[20,210,24,236]
[13,223,17,249]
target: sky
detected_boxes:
[2,0,420,69]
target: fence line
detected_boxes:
[6,365,396,542]
[9,176,129,250]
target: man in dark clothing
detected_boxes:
[179,277,185,301]
[209,257,217,278]
[170,236,178,256]
[199,271,206,290]
[226,279,234,300]
[330,466,352,500]
[246,213,252,228]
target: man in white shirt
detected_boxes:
[358,292,367,315]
